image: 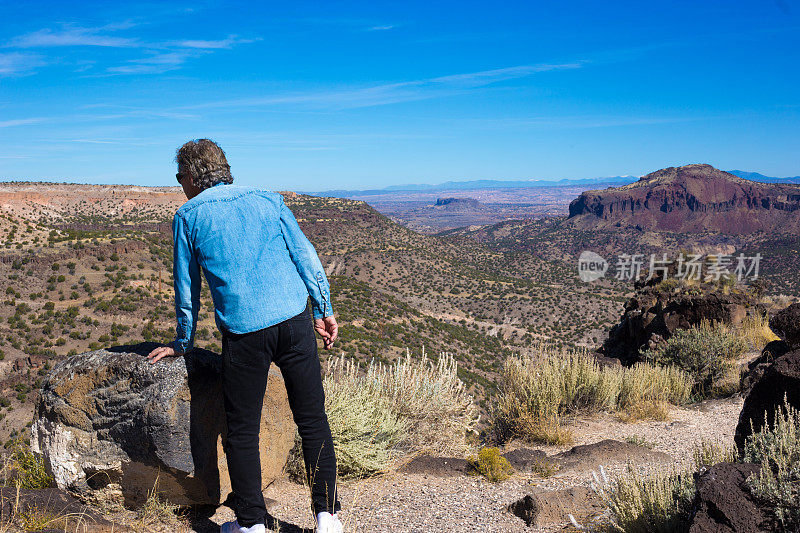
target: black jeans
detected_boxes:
[221,304,340,527]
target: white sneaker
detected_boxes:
[316,512,343,533]
[220,520,266,533]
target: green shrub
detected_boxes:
[468,447,513,482]
[642,321,747,399]
[7,438,54,489]
[742,399,800,529]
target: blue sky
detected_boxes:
[0,0,798,190]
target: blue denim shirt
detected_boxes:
[172,184,332,353]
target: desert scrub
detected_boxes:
[590,465,694,533]
[4,438,53,489]
[468,447,513,482]
[742,400,800,529]
[290,351,479,479]
[642,321,747,399]
[494,345,691,444]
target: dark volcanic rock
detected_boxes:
[32,343,295,507]
[554,439,672,471]
[741,340,791,394]
[568,163,800,234]
[398,455,469,476]
[735,349,800,449]
[502,448,549,471]
[0,487,118,532]
[600,285,752,365]
[770,303,800,348]
[688,462,769,533]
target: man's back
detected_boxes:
[172,184,332,352]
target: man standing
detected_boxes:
[147,139,342,533]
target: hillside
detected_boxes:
[567,164,800,234]
[0,183,625,443]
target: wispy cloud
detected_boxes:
[0,117,47,128]
[0,52,46,76]
[105,50,201,74]
[367,25,396,31]
[8,25,139,48]
[174,35,261,49]
[5,22,260,76]
[188,62,586,111]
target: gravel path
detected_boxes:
[199,396,744,533]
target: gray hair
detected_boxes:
[176,139,234,190]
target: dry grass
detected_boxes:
[130,478,186,532]
[579,424,785,532]
[739,314,780,352]
[494,345,692,444]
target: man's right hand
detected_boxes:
[314,316,338,350]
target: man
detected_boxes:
[147,139,343,533]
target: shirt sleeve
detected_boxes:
[172,212,201,353]
[278,195,333,319]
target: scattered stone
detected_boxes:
[769,303,800,348]
[398,455,469,477]
[735,349,800,449]
[688,462,770,533]
[501,448,549,471]
[554,439,672,471]
[31,343,295,507]
[507,487,603,528]
[0,487,119,532]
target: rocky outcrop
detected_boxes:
[735,349,800,449]
[31,344,295,507]
[688,462,769,533]
[740,340,790,394]
[769,303,800,348]
[568,164,800,234]
[600,285,752,365]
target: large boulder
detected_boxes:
[31,343,295,507]
[735,349,800,449]
[688,462,770,533]
[769,303,800,349]
[600,285,753,365]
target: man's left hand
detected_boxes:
[147,344,180,364]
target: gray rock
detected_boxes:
[31,343,295,507]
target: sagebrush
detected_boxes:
[290,350,479,479]
[742,400,800,529]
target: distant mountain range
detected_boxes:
[310,169,800,197]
